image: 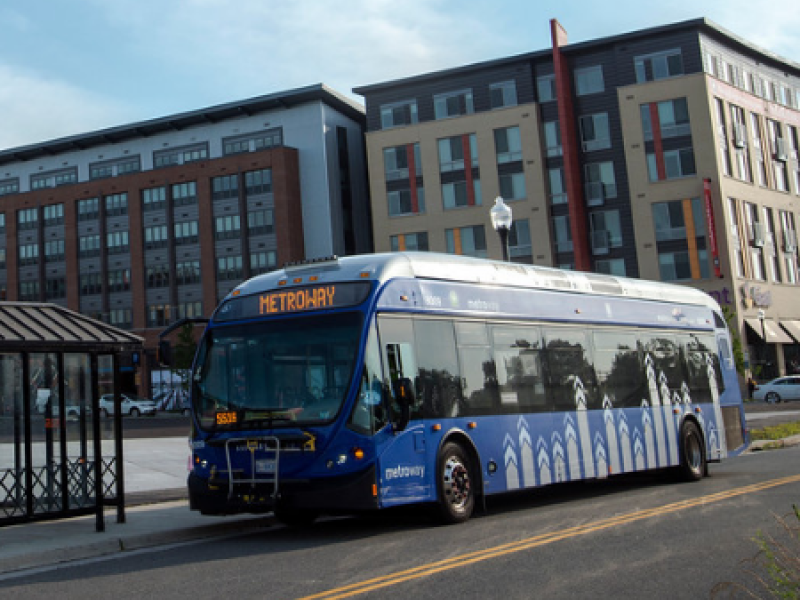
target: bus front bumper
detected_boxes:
[188,465,379,516]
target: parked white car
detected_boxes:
[753,376,800,403]
[99,393,157,417]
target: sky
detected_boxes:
[2,0,800,151]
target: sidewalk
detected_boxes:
[0,496,273,576]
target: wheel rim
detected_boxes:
[686,430,703,474]
[442,454,471,512]
[766,392,778,403]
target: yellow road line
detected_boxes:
[299,474,800,600]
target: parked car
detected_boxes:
[753,376,800,403]
[99,393,157,417]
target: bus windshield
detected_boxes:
[193,312,364,430]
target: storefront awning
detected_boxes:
[744,317,794,344]
[780,320,800,343]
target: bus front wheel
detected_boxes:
[436,442,475,524]
[677,420,706,482]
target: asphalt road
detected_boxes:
[1,442,798,599]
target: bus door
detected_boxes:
[375,316,431,507]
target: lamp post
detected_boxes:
[757,308,767,377]
[490,196,513,262]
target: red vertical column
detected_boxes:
[551,19,590,271]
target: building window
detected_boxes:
[0,247,5,269]
[108,269,131,293]
[659,250,709,281]
[248,209,274,236]
[176,260,201,285]
[222,128,283,155]
[446,225,486,258]
[19,281,39,301]
[494,127,522,164]
[245,169,272,196]
[79,234,101,258]
[172,182,197,206]
[729,104,752,182]
[490,81,517,109]
[543,121,563,158]
[215,215,241,241]
[217,255,243,281]
[553,215,573,253]
[109,309,132,329]
[0,179,19,196]
[174,221,199,245]
[380,99,418,129]
[17,208,38,230]
[647,148,696,181]
[653,198,705,242]
[146,265,170,289]
[80,273,103,295]
[641,99,690,140]
[579,113,611,151]
[727,197,746,278]
[31,168,77,190]
[438,134,478,172]
[635,49,683,83]
[779,210,798,284]
[390,232,429,252]
[509,219,532,260]
[434,89,474,120]
[442,179,481,209]
[212,175,239,200]
[537,75,556,102]
[250,251,277,275]
[388,188,425,217]
[548,168,567,205]
[142,187,167,211]
[90,157,140,179]
[144,225,169,250]
[44,239,65,262]
[19,243,39,266]
[153,144,208,168]
[147,304,172,328]
[106,231,130,255]
[584,162,617,205]
[589,210,623,255]
[43,204,64,227]
[105,193,128,216]
[575,66,604,95]
[0,212,4,234]
[595,258,627,276]
[384,144,421,181]
[176,302,202,320]
[499,172,526,201]
[77,198,100,221]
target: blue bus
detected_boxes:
[187,252,748,524]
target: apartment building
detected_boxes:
[0,84,370,390]
[354,18,800,381]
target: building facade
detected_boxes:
[354,18,800,382]
[0,84,370,391]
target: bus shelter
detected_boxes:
[0,302,142,531]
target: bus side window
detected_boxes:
[414,319,461,419]
[348,328,388,435]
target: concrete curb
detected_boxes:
[0,502,273,576]
[747,434,800,452]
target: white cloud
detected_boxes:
[0,64,133,150]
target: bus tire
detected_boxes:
[677,420,706,482]
[274,503,317,528]
[436,442,475,524]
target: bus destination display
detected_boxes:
[215,281,371,321]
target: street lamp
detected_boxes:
[490,196,513,262]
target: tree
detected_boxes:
[722,305,746,376]
[172,323,198,391]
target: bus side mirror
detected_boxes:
[391,377,413,432]
[158,340,173,367]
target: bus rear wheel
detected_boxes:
[436,442,475,524]
[677,420,706,482]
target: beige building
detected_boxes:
[355,18,800,382]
